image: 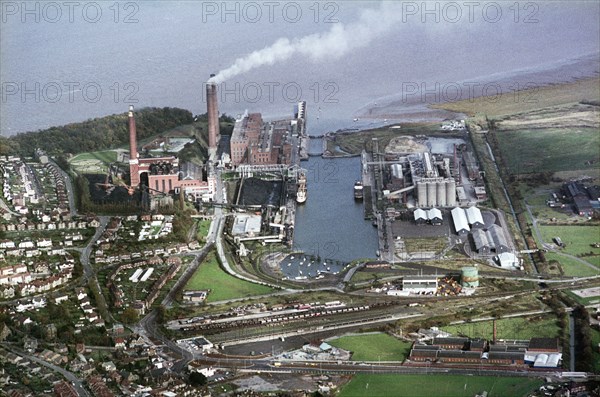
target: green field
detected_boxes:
[196,219,211,242]
[184,253,274,302]
[328,333,412,362]
[441,316,560,340]
[538,225,600,275]
[337,374,543,397]
[539,225,600,256]
[545,252,600,277]
[495,128,599,174]
[69,150,120,174]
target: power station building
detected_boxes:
[126,74,221,201]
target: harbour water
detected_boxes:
[292,138,378,264]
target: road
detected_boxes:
[2,343,90,397]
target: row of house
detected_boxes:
[0,217,98,232]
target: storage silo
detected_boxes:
[446,179,457,207]
[437,180,447,207]
[461,267,479,288]
[417,181,427,207]
[427,181,437,207]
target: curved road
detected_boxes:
[2,343,90,396]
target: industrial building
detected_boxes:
[229,102,305,167]
[464,206,484,228]
[401,275,439,294]
[413,208,443,225]
[471,224,509,255]
[451,206,486,235]
[451,207,470,235]
[231,214,262,237]
[409,337,561,368]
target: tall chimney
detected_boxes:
[128,105,140,187]
[206,75,220,158]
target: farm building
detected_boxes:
[451,207,470,235]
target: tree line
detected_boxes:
[1,107,194,157]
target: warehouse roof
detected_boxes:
[427,208,442,220]
[488,224,508,249]
[465,206,484,225]
[414,208,427,221]
[472,229,492,250]
[451,207,470,233]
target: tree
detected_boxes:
[121,308,139,324]
[188,372,207,387]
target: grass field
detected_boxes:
[538,225,600,275]
[69,150,120,174]
[539,225,600,257]
[433,78,599,118]
[337,374,543,397]
[495,128,599,174]
[327,333,412,362]
[544,252,600,277]
[441,315,560,340]
[184,253,274,302]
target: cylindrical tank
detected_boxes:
[437,181,446,207]
[461,266,479,288]
[427,182,436,207]
[417,181,427,207]
[446,180,457,207]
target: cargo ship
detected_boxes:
[354,181,363,200]
[296,172,307,203]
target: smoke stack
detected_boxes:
[128,105,138,161]
[493,319,497,343]
[128,105,140,187]
[206,75,220,158]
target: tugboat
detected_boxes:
[354,180,364,200]
[296,172,307,203]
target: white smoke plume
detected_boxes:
[208,2,403,84]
